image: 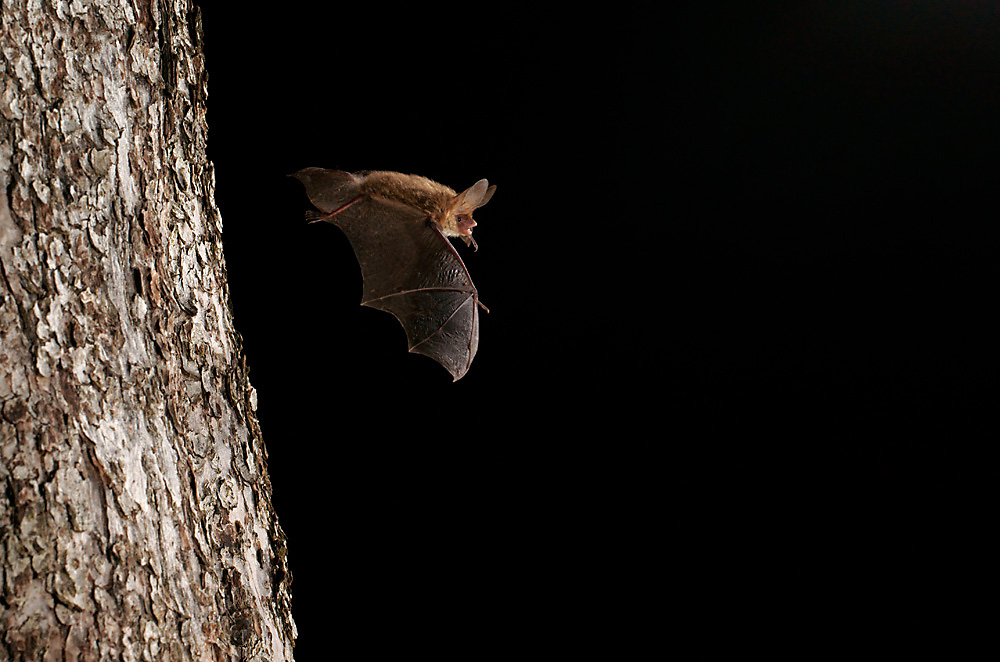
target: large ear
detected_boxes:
[453,179,496,214]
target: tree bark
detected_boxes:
[0,1,295,660]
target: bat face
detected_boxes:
[441,178,496,242]
[293,168,494,380]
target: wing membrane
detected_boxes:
[321,193,479,380]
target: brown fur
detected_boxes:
[358,171,492,240]
[360,171,456,219]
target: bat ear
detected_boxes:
[453,179,496,214]
[479,184,497,208]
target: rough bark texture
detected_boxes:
[0,1,295,660]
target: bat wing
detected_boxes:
[293,168,480,380]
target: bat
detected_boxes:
[292,168,495,381]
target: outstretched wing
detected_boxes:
[293,169,480,380]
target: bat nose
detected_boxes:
[458,217,477,235]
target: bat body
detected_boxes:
[292,168,495,381]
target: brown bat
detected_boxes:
[292,168,495,381]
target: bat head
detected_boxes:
[442,179,496,241]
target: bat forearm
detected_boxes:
[307,195,364,224]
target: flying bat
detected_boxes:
[292,168,495,381]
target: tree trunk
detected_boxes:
[0,1,295,660]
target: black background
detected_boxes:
[198,2,994,655]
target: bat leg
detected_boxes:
[306,195,364,223]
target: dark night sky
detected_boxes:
[198,2,994,655]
